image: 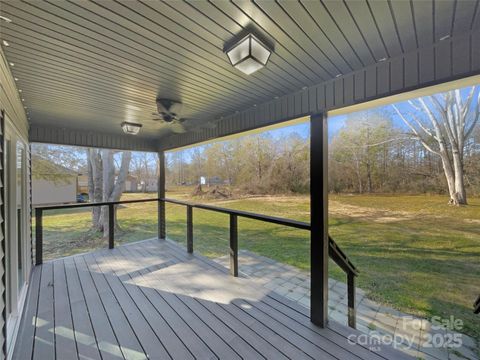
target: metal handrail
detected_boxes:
[475,295,480,314]
[34,198,159,265]
[34,197,159,211]
[161,197,359,328]
[164,197,310,229]
[162,198,357,273]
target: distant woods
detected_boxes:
[168,87,480,203]
[167,132,310,194]
[332,87,479,204]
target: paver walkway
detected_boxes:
[213,250,479,360]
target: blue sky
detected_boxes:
[169,83,479,163]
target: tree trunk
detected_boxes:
[451,149,467,205]
[88,149,103,230]
[86,149,132,236]
[100,150,132,238]
[439,153,461,205]
[366,158,373,193]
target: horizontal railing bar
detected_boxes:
[34,198,160,210]
[34,196,357,278]
[162,198,310,230]
[162,198,358,276]
[329,236,359,276]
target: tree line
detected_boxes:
[167,87,480,204]
[167,132,310,194]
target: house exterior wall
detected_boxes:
[0,47,30,360]
[32,178,77,205]
[161,30,480,151]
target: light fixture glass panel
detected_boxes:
[234,57,264,75]
[121,122,141,135]
[226,36,250,65]
[251,37,270,65]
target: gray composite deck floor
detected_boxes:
[13,239,413,360]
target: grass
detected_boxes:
[38,190,480,341]
[39,193,158,260]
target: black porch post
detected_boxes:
[310,112,329,327]
[158,151,166,240]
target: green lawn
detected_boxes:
[38,191,480,340]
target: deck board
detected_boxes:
[72,254,123,360]
[63,256,102,360]
[115,246,217,360]
[33,262,55,360]
[13,239,413,360]
[82,253,146,360]
[53,260,78,359]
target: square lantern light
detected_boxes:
[225,33,272,75]
[121,121,142,135]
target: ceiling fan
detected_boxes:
[152,98,216,134]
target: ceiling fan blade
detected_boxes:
[169,122,187,133]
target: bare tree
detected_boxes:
[392,87,479,205]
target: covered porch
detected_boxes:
[1,0,479,359]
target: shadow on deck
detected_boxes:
[13,238,412,360]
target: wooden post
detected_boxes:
[35,208,43,265]
[158,151,166,240]
[229,214,238,277]
[187,205,193,253]
[310,112,329,327]
[348,272,356,328]
[108,204,114,249]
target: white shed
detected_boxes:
[32,156,77,205]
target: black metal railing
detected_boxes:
[475,295,480,314]
[34,198,159,265]
[161,197,359,328]
[34,197,359,328]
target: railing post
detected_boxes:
[229,214,238,277]
[158,151,166,240]
[35,208,43,265]
[187,205,193,253]
[347,272,356,329]
[108,204,114,249]
[310,112,329,327]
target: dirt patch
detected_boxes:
[464,218,480,224]
[329,201,419,223]
[192,185,232,200]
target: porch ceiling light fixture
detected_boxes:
[121,121,142,135]
[224,33,272,75]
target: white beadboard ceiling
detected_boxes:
[1,0,479,143]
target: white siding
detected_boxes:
[0,47,30,360]
[32,179,76,205]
